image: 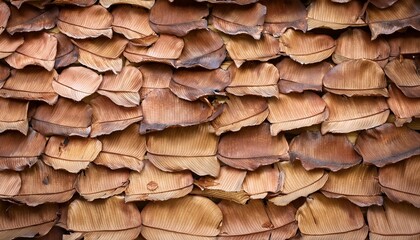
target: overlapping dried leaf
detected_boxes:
[0,98,28,134]
[6,5,58,34]
[111,5,156,40]
[54,33,78,68]
[139,63,172,98]
[100,0,154,9]
[387,84,420,126]
[0,1,9,34]
[243,165,282,199]
[0,33,23,59]
[0,170,21,199]
[385,58,420,98]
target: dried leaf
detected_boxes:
[0,33,24,59]
[243,165,282,199]
[54,33,78,68]
[53,66,102,102]
[14,161,76,206]
[195,0,257,4]
[0,68,58,105]
[0,170,21,199]
[76,164,129,201]
[290,131,362,171]
[43,136,101,173]
[321,93,389,134]
[111,5,156,40]
[277,58,332,93]
[218,200,297,240]
[32,98,92,137]
[210,3,266,39]
[279,29,336,64]
[149,0,208,37]
[354,123,420,167]
[267,92,327,134]
[139,63,172,98]
[169,68,230,101]
[67,197,141,240]
[385,58,420,98]
[369,0,399,8]
[58,5,112,39]
[0,64,9,87]
[323,59,388,96]
[0,98,28,134]
[6,5,58,34]
[387,84,420,126]
[140,89,221,133]
[387,33,420,58]
[0,128,46,171]
[53,0,96,6]
[95,124,145,172]
[141,196,222,240]
[126,160,193,202]
[217,123,288,170]
[10,0,51,9]
[227,62,279,97]
[379,155,420,207]
[0,1,10,34]
[297,193,368,239]
[333,29,390,67]
[147,124,220,176]
[6,32,57,71]
[261,0,307,37]
[100,0,154,9]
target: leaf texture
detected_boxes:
[0,1,10,35]
[387,84,420,126]
[243,165,282,199]
[0,33,24,59]
[100,0,154,9]
[385,58,420,98]
[6,5,58,34]
[0,170,21,199]
[0,97,28,134]
[111,5,156,40]
[54,33,78,68]
[139,63,172,99]
[387,33,420,58]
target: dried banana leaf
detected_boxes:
[139,63,172,98]
[0,64,9,87]
[10,0,51,9]
[0,1,9,34]
[52,0,96,6]
[100,0,154,9]
[32,98,92,137]
[6,5,58,34]
[388,33,420,58]
[0,33,24,59]
[195,0,257,4]
[387,84,420,126]
[385,58,420,98]
[369,0,399,8]
[54,33,78,68]
[111,5,156,40]
[0,170,21,199]
[0,98,28,134]
[243,165,282,199]
[0,128,46,171]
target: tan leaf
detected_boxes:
[140,89,221,133]
[354,123,420,167]
[297,193,368,239]
[367,199,420,239]
[323,59,388,97]
[141,196,222,240]
[0,170,21,198]
[333,29,390,67]
[53,66,102,102]
[53,0,96,6]
[32,98,92,137]
[218,200,297,240]
[210,3,266,39]
[100,0,154,9]
[76,164,129,201]
[279,29,336,64]
[147,124,220,176]
[0,1,10,35]
[111,5,156,40]
[0,64,9,87]
[195,0,257,4]
[139,63,172,99]
[321,93,389,134]
[387,34,420,58]
[212,94,268,135]
[369,0,399,8]
[290,131,362,171]
[67,197,141,240]
[0,33,24,59]
[379,155,420,207]
[243,165,282,199]
[191,187,250,205]
[267,92,327,134]
[175,29,226,69]
[387,84,420,126]
[6,5,58,34]
[385,58,420,98]
[95,124,145,172]
[260,0,307,37]
[10,0,50,9]
[169,68,230,101]
[217,123,288,170]
[58,5,112,39]
[149,0,208,37]
[277,58,332,93]
[43,136,101,173]
[13,161,76,206]
[0,98,28,134]
[227,62,279,97]
[269,161,328,206]
[54,33,78,68]
[366,0,420,40]
[126,160,193,202]
[0,128,46,171]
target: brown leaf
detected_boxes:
[0,33,24,59]
[0,68,58,105]
[243,165,283,199]
[139,63,172,97]
[290,131,362,171]
[32,98,92,137]
[54,33,78,68]
[0,128,46,171]
[277,58,332,93]
[141,196,222,239]
[267,92,327,134]
[387,33,420,58]
[0,1,10,34]
[6,5,58,34]
[52,0,96,6]
[385,58,420,98]
[279,29,336,64]
[52,66,102,102]
[146,124,220,176]
[126,160,193,202]
[10,0,51,9]
[100,0,154,9]
[355,123,420,167]
[195,0,257,4]
[43,136,101,173]
[227,62,279,97]
[323,59,388,97]
[369,0,399,8]
[261,0,307,37]
[149,0,208,37]
[321,93,389,134]
[387,84,420,126]
[0,64,10,87]
[0,98,28,134]
[217,123,288,170]
[111,5,156,40]
[169,68,230,101]
[0,170,21,199]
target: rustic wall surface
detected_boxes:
[0,0,419,239]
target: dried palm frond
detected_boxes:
[0,128,46,171]
[387,33,420,58]
[0,170,21,199]
[0,98,28,134]
[0,1,10,34]
[139,63,172,96]
[0,33,24,59]
[53,33,78,68]
[387,84,420,126]
[243,165,283,199]
[111,5,156,40]
[100,0,154,9]
[6,5,58,34]
[355,123,420,167]
[141,196,222,240]
[31,98,92,137]
[385,58,420,98]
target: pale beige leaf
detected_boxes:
[111,5,156,40]
[195,166,246,192]
[243,165,282,199]
[191,187,250,205]
[0,97,28,134]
